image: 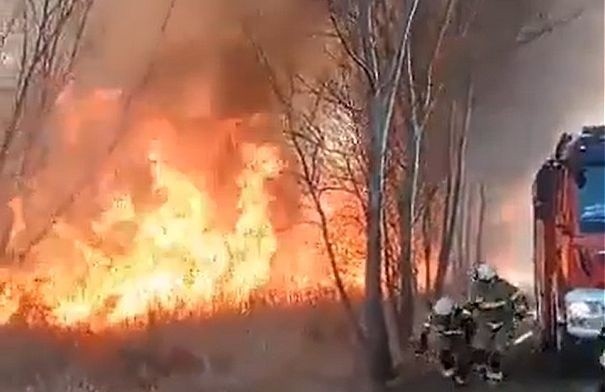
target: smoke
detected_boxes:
[468,0,604,285]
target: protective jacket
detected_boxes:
[468,277,524,324]
[467,277,526,352]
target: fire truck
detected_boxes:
[532,125,605,360]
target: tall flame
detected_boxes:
[0,88,364,330]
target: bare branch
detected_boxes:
[358,0,379,87]
[424,0,457,109]
[327,0,376,90]
[15,0,176,257]
[247,25,365,344]
[382,0,420,94]
[0,0,80,175]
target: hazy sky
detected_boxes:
[469,0,604,284]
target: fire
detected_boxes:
[0,88,364,330]
[486,181,534,288]
[1,141,283,328]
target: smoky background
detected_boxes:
[468,0,604,284]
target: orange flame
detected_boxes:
[0,88,365,330]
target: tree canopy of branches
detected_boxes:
[0,0,94,184]
[0,0,94,256]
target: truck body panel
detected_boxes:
[532,125,605,354]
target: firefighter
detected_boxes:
[415,296,475,386]
[467,262,527,384]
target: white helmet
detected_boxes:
[433,296,455,316]
[476,263,497,282]
[599,350,605,368]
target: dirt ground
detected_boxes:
[0,303,360,392]
[395,326,605,392]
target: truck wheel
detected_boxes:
[556,327,575,375]
[556,327,594,376]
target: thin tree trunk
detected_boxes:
[361,0,421,384]
[476,183,486,263]
[464,181,475,268]
[365,96,394,383]
[454,180,466,287]
[465,183,475,268]
[422,194,433,294]
[397,126,421,347]
[382,189,403,366]
[460,182,474,298]
[456,179,473,295]
[433,102,456,296]
[433,78,473,297]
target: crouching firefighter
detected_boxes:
[415,296,475,386]
[467,262,527,384]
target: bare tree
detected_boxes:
[0,0,94,178]
[248,39,366,343]
[357,0,419,383]
[18,0,94,180]
[9,0,178,260]
[0,0,95,257]
[395,0,457,343]
[432,77,472,297]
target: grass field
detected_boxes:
[0,302,360,392]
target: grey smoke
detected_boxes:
[469,0,604,282]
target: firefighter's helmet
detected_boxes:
[475,263,497,282]
[433,296,456,316]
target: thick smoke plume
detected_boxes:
[469,0,604,285]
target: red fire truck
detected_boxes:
[532,125,605,360]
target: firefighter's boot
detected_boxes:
[439,350,456,378]
[454,348,471,387]
[485,351,503,384]
[485,370,503,384]
[471,348,487,374]
[453,375,468,387]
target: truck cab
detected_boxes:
[533,125,605,359]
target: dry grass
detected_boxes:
[0,302,359,392]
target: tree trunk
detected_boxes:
[456,179,473,296]
[433,78,473,297]
[382,185,403,367]
[453,180,466,289]
[364,97,393,384]
[433,104,456,297]
[456,183,474,298]
[476,183,487,263]
[397,126,421,347]
[422,195,433,294]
